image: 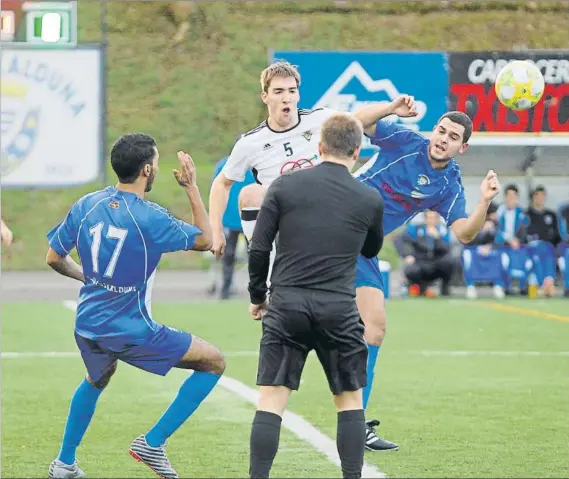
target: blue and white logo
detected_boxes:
[313,61,427,130]
[271,51,449,157]
[1,82,40,175]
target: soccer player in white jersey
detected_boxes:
[209,60,406,451]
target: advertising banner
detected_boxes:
[271,51,449,157]
[1,46,103,187]
[449,51,569,145]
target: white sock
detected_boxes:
[240,208,259,244]
[241,207,277,293]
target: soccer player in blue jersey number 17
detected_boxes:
[45,134,225,479]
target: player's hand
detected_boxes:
[249,302,268,321]
[426,226,440,239]
[211,230,226,258]
[480,169,501,202]
[390,95,419,118]
[1,224,13,245]
[173,151,197,188]
[404,255,415,265]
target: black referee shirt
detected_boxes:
[248,161,384,304]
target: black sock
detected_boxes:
[337,409,365,479]
[249,410,282,479]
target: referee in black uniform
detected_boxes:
[247,113,384,479]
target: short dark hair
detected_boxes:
[505,184,519,195]
[110,133,157,184]
[320,113,363,158]
[532,185,546,196]
[437,111,473,144]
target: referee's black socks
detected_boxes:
[249,410,282,479]
[337,409,365,479]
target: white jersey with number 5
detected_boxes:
[221,108,337,186]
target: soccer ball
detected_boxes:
[494,60,545,111]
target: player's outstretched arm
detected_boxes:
[46,248,85,284]
[209,172,234,256]
[353,95,418,137]
[174,151,213,251]
[451,170,501,244]
[209,136,251,258]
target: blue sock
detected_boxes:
[145,372,221,447]
[58,379,103,465]
[363,345,380,410]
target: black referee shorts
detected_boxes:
[257,287,368,396]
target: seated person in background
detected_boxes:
[462,202,507,300]
[471,201,499,248]
[525,185,562,297]
[401,211,455,297]
[557,201,569,297]
[559,201,569,242]
[494,184,533,296]
[495,184,527,250]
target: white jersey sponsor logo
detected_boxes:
[221,108,337,186]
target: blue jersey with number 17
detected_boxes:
[46,186,202,343]
[354,120,468,234]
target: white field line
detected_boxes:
[56,300,387,478]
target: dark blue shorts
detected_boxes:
[355,255,385,291]
[75,326,192,383]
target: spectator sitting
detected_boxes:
[557,200,569,297]
[401,211,455,297]
[495,184,527,250]
[471,200,499,248]
[559,200,569,243]
[462,201,507,300]
[494,184,534,296]
[525,185,562,297]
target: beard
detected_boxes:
[145,169,156,192]
[429,144,452,163]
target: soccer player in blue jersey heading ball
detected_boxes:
[45,134,224,479]
[353,100,501,450]
[210,61,501,453]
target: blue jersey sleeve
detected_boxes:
[46,203,79,256]
[146,203,202,253]
[406,224,419,240]
[368,120,420,148]
[434,185,468,226]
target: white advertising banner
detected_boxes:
[1,46,103,187]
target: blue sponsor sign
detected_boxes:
[270,51,449,157]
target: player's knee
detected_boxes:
[362,304,387,345]
[333,390,363,412]
[210,347,226,376]
[356,287,387,346]
[364,308,386,346]
[239,184,265,210]
[87,362,117,390]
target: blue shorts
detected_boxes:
[75,325,192,383]
[355,255,385,291]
